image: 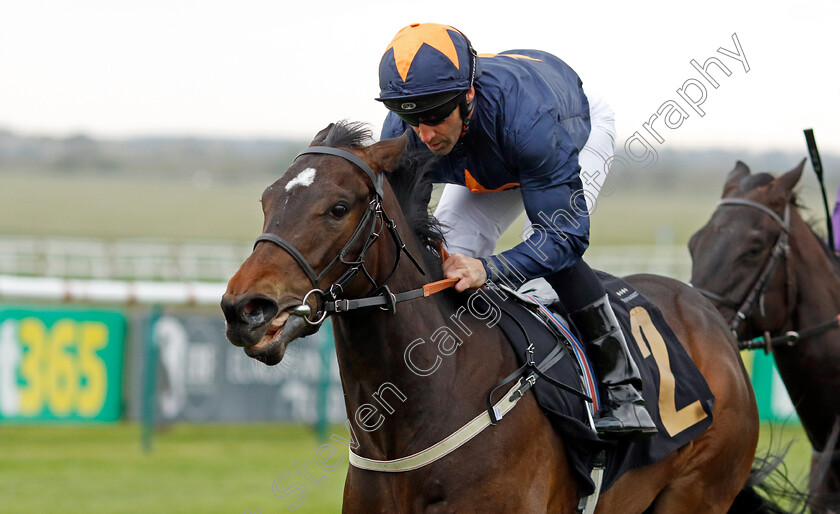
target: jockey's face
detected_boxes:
[412,88,474,156]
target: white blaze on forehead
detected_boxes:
[285,167,317,191]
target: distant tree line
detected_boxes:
[0,129,306,180]
[0,128,835,188]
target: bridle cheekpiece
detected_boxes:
[253,145,427,326]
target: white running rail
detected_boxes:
[0,236,692,305]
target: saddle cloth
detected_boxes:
[489,271,715,496]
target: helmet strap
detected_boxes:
[458,92,476,138]
[455,27,478,140]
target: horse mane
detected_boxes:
[320,120,374,149]
[386,150,447,276]
[320,121,445,276]
[803,216,840,274]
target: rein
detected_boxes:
[694,198,840,350]
[254,144,599,497]
[740,315,840,353]
[254,145,442,324]
[254,145,545,475]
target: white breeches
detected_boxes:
[434,91,616,258]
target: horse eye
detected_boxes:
[744,246,764,259]
[330,203,349,219]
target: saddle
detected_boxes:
[487,271,715,496]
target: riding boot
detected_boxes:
[569,294,658,439]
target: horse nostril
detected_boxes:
[221,295,239,325]
[237,296,280,327]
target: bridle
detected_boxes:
[693,198,792,336]
[251,145,600,489]
[253,145,434,326]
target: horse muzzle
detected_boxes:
[221,293,318,365]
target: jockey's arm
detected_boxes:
[475,116,591,290]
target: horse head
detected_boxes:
[688,159,806,337]
[221,122,411,365]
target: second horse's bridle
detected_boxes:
[693,198,792,335]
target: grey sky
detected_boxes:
[1,0,837,154]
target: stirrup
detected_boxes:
[595,386,657,439]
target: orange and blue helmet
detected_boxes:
[376,23,481,117]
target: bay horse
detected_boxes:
[689,160,840,509]
[222,122,760,512]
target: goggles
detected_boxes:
[383,93,464,127]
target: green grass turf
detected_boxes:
[0,422,813,513]
[0,171,828,512]
[0,423,348,513]
[0,172,267,242]
[1,169,829,248]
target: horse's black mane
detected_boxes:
[804,215,840,273]
[321,121,445,274]
[320,120,373,149]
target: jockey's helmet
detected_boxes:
[376,23,481,123]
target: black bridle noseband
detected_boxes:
[253,146,425,325]
[693,198,791,339]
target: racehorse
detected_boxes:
[689,160,840,509]
[222,122,760,512]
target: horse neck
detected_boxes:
[772,210,840,449]
[329,195,514,460]
[786,212,840,329]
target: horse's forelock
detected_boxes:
[320,121,373,149]
[310,121,445,273]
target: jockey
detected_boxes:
[376,23,656,438]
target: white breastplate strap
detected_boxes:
[349,379,525,472]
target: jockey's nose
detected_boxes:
[417,124,436,144]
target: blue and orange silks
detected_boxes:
[381,49,592,287]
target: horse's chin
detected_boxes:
[243,313,314,366]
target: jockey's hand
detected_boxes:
[442,253,487,292]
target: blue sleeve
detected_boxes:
[482,109,591,288]
[381,112,409,140]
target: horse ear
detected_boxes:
[771,158,806,196]
[722,161,751,197]
[309,124,335,146]
[363,130,409,173]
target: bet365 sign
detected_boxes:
[0,307,126,422]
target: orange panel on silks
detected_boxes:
[463,169,519,193]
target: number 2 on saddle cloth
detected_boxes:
[491,271,715,496]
